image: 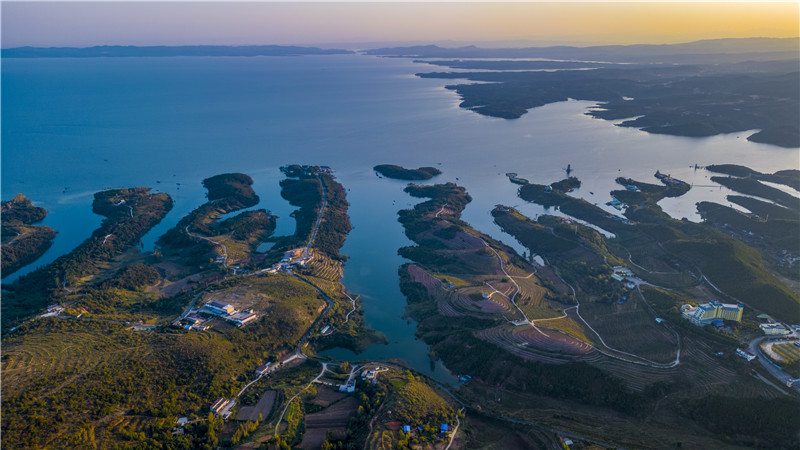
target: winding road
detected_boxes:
[483,237,681,368]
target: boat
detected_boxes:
[509,177,529,185]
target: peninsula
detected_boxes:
[375,38,800,148]
[1,194,57,277]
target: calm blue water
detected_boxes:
[3,54,798,381]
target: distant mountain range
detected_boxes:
[5,38,798,62]
[1,45,354,58]
[365,37,800,64]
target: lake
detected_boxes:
[3,54,798,381]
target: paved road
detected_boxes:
[748,333,800,393]
[301,174,327,260]
[484,237,679,368]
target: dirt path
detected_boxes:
[343,292,358,323]
[444,413,461,450]
[184,225,228,269]
[274,363,327,435]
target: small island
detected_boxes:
[374,164,442,181]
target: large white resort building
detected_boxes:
[681,300,743,325]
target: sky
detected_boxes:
[1,2,798,49]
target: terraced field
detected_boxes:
[104,415,168,443]
[298,394,357,450]
[583,352,678,391]
[539,313,592,343]
[476,323,595,364]
[407,264,512,317]
[2,320,142,396]
[579,301,679,365]
[305,255,343,283]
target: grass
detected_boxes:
[540,316,592,344]
[579,301,678,364]
[202,274,324,318]
[431,272,471,288]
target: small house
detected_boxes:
[736,348,756,361]
[255,363,272,376]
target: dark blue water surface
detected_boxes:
[3,54,797,381]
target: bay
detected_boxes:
[2,54,797,382]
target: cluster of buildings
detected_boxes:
[182,313,210,331]
[210,398,236,420]
[610,266,636,290]
[39,304,64,318]
[172,417,189,436]
[254,361,274,377]
[760,323,791,336]
[280,164,332,177]
[400,423,452,436]
[654,171,689,188]
[360,367,386,385]
[176,300,259,331]
[681,300,743,326]
[201,300,258,327]
[339,379,356,393]
[260,248,315,275]
[736,348,756,361]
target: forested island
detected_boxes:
[374,164,442,181]
[1,194,57,276]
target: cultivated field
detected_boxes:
[298,391,357,450]
[237,390,276,422]
[475,323,595,364]
[766,341,800,364]
[407,264,513,318]
[579,298,679,364]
